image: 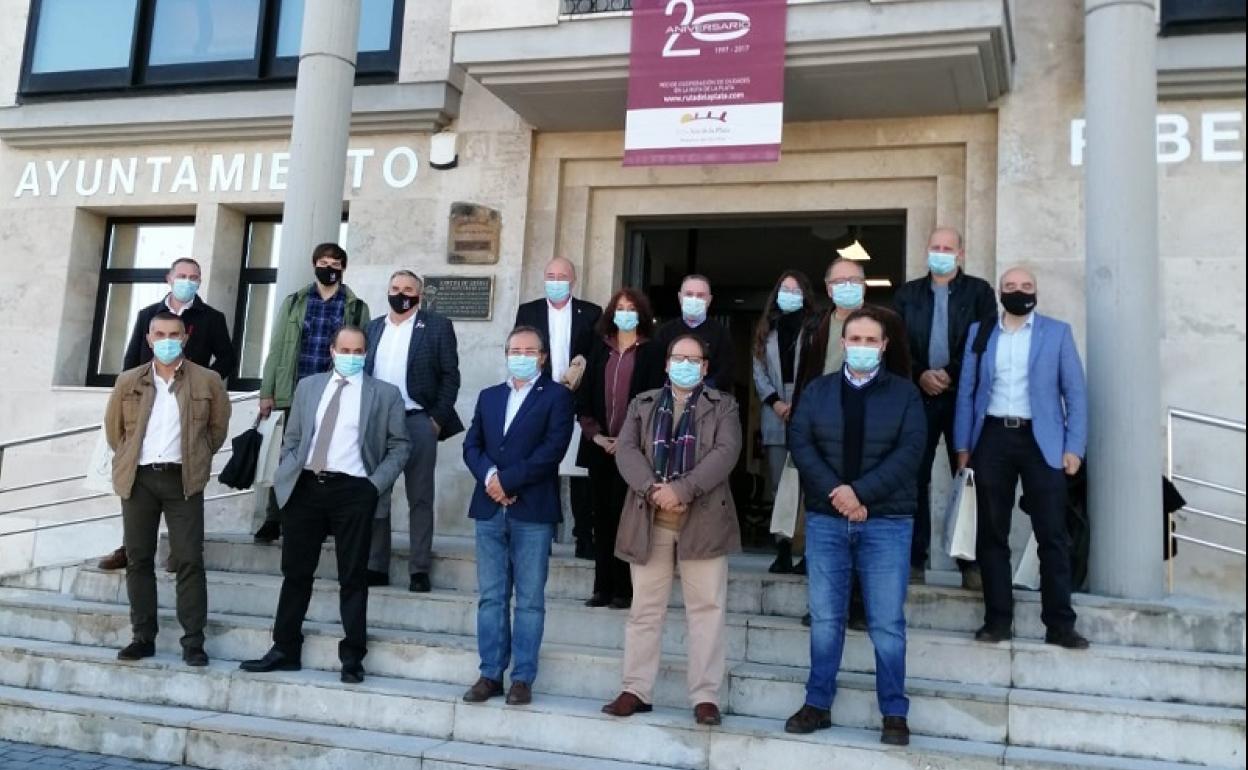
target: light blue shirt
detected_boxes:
[987,313,1034,419]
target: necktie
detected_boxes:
[308,378,348,473]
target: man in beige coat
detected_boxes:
[601,334,742,726]
[104,311,231,666]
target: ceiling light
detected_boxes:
[836,240,872,261]
[866,278,892,288]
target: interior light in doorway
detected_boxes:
[836,240,872,261]
[866,279,892,288]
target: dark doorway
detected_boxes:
[624,213,907,549]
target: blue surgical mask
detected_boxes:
[545,280,571,304]
[614,310,640,331]
[831,282,865,309]
[507,354,540,382]
[171,279,199,303]
[776,290,804,314]
[668,360,704,389]
[927,251,958,277]
[151,338,183,365]
[845,345,882,373]
[680,296,708,320]
[332,352,366,378]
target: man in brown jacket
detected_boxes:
[601,334,742,726]
[104,311,231,666]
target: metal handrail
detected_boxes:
[562,0,632,14]
[1165,407,1247,591]
[0,489,252,537]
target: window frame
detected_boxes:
[230,213,349,391]
[18,0,405,99]
[86,215,197,388]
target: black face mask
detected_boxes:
[388,293,418,314]
[314,266,341,286]
[1001,291,1037,316]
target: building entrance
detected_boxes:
[624,214,907,549]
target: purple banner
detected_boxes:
[624,0,787,167]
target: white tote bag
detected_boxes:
[252,412,284,487]
[769,455,802,540]
[83,431,115,494]
[1013,532,1042,590]
[943,468,978,562]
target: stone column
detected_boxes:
[1084,0,1164,599]
[274,0,362,305]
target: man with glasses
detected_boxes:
[460,327,575,707]
[252,243,371,544]
[99,257,236,571]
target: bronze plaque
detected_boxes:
[448,203,501,265]
[422,275,494,321]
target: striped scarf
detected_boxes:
[651,383,701,483]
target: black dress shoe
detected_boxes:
[367,570,390,587]
[182,647,209,667]
[609,596,632,610]
[1045,628,1090,650]
[585,593,611,607]
[792,558,807,576]
[253,521,281,544]
[117,640,155,661]
[239,648,301,673]
[881,715,910,746]
[801,613,811,627]
[768,541,793,574]
[575,541,595,560]
[409,573,431,593]
[974,624,1013,643]
[341,664,365,684]
[784,704,831,734]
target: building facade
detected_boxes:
[0,0,1243,602]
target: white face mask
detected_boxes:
[681,295,708,320]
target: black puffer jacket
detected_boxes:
[893,271,996,387]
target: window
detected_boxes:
[87,219,196,387]
[232,216,349,390]
[19,0,404,97]
[1159,0,1246,35]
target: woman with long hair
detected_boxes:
[577,287,664,608]
[752,270,820,574]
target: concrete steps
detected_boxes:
[0,642,1233,770]
[0,586,1243,766]
[194,532,1248,655]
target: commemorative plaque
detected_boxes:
[422,275,494,321]
[447,203,501,264]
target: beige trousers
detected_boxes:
[621,525,729,706]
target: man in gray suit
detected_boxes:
[240,326,409,684]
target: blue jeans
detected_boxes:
[474,508,555,685]
[804,512,913,717]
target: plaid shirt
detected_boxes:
[297,285,347,381]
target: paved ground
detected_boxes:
[0,741,190,770]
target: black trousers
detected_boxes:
[570,474,593,546]
[273,471,378,666]
[972,420,1076,633]
[913,391,963,569]
[588,456,632,601]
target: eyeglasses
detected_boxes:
[827,277,866,287]
[669,355,705,365]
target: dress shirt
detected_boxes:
[547,300,573,382]
[139,364,183,465]
[504,376,537,434]
[987,313,1034,419]
[164,294,194,315]
[304,371,368,477]
[844,364,881,389]
[373,313,422,410]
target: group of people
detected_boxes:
[101,226,1089,747]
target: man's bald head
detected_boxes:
[999,267,1037,293]
[544,257,577,286]
[927,227,964,253]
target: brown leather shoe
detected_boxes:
[505,681,532,705]
[785,704,831,734]
[694,702,721,726]
[881,715,910,745]
[601,691,653,717]
[98,547,127,570]
[461,677,504,703]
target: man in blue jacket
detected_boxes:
[461,326,575,707]
[955,266,1089,650]
[784,307,926,746]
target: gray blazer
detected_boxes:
[752,329,804,447]
[274,372,411,508]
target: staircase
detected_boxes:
[0,528,1244,770]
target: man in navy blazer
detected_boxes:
[363,270,463,593]
[460,326,575,707]
[954,266,1089,650]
